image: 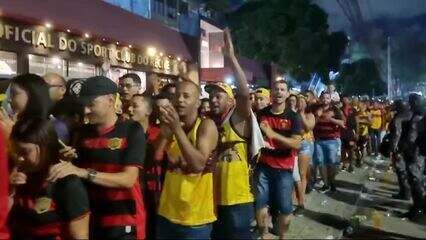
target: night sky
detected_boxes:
[314,0,426,31]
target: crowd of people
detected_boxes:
[0,30,425,240]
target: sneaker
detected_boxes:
[348,165,354,173]
[330,185,337,193]
[293,205,305,216]
[319,185,331,193]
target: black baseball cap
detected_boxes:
[76,76,118,105]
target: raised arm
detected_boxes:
[223,29,251,119]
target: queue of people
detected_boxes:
[0,30,425,240]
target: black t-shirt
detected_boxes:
[257,106,302,169]
[10,175,89,240]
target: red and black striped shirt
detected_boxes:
[258,107,303,170]
[314,105,344,140]
[75,119,146,240]
[9,175,90,240]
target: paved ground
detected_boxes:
[258,156,426,239]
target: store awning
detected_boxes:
[0,0,199,61]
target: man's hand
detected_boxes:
[47,161,86,182]
[323,110,334,121]
[159,105,181,132]
[9,167,27,186]
[59,146,78,161]
[223,28,236,58]
[260,121,275,139]
[0,107,16,137]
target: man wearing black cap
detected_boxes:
[48,76,147,239]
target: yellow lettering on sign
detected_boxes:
[87,43,94,55]
[14,26,19,41]
[94,44,102,57]
[36,32,48,48]
[59,36,67,50]
[21,29,32,44]
[47,34,54,48]
[0,23,3,38]
[5,25,13,40]
[81,42,87,54]
[68,39,77,52]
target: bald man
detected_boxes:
[156,80,218,239]
[44,73,66,103]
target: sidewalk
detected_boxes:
[264,156,426,239]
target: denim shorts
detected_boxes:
[300,140,314,156]
[313,139,342,166]
[156,215,212,239]
[255,164,294,215]
[293,156,301,182]
[212,202,254,239]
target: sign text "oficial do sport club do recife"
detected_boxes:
[0,20,186,74]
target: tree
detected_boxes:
[227,0,348,81]
[336,58,386,96]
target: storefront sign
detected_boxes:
[0,20,187,75]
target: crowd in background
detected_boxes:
[0,30,425,240]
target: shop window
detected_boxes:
[68,62,96,79]
[0,51,17,78]
[28,54,66,77]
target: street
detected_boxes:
[271,157,426,239]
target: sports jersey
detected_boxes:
[158,118,216,226]
[257,106,302,170]
[216,118,253,206]
[9,175,89,240]
[76,119,146,240]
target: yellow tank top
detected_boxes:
[302,130,314,142]
[370,109,382,129]
[216,121,253,206]
[358,111,369,136]
[158,118,216,226]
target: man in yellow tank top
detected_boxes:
[369,100,383,157]
[206,29,255,239]
[156,80,219,239]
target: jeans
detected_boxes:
[370,129,381,155]
[212,202,254,239]
[156,215,213,239]
[255,164,294,214]
[313,139,342,166]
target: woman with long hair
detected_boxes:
[8,118,90,240]
[1,74,52,137]
[295,95,316,214]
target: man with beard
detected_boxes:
[206,29,254,239]
[156,80,218,239]
[256,80,302,239]
[313,92,345,193]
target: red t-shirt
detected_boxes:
[0,129,8,239]
[314,105,343,140]
[258,107,302,170]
